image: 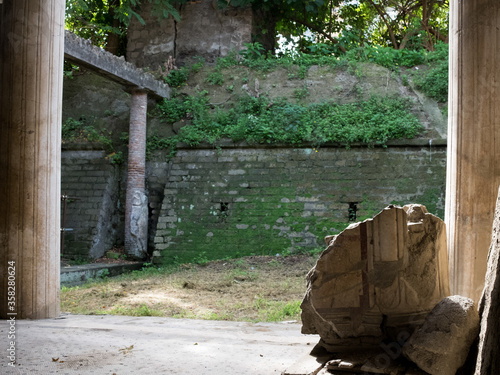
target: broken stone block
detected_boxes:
[402,295,479,375]
[301,204,450,351]
[475,186,500,375]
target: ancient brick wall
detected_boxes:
[126,0,252,68]
[151,141,447,265]
[61,148,122,260]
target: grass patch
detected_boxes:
[60,254,317,322]
[254,298,302,322]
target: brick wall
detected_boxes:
[61,148,122,260]
[151,140,447,265]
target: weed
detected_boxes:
[99,268,110,279]
[193,251,209,266]
[62,255,89,265]
[345,45,426,69]
[107,151,124,165]
[306,43,336,56]
[294,86,309,100]
[233,258,249,267]
[164,67,189,87]
[62,117,116,154]
[190,56,205,73]
[206,70,225,86]
[239,42,265,60]
[155,93,422,158]
[108,304,163,317]
[202,311,234,320]
[268,259,281,267]
[414,59,448,102]
[254,297,302,322]
[216,50,239,69]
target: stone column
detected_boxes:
[446,0,500,302]
[125,89,149,259]
[0,0,65,319]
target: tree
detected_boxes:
[220,0,448,53]
[65,0,448,56]
[361,0,449,50]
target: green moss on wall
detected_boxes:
[153,146,447,265]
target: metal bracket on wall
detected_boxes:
[60,193,81,256]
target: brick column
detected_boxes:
[0,0,65,318]
[446,0,500,302]
[125,89,148,259]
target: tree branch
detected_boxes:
[365,0,399,49]
[288,16,347,53]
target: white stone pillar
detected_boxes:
[125,89,149,259]
[446,0,500,302]
[0,0,65,318]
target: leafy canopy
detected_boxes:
[66,0,448,53]
[65,0,185,49]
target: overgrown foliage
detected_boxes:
[242,0,449,53]
[150,42,448,159]
[154,93,422,158]
[62,117,123,164]
[65,0,448,55]
[65,0,186,53]
[412,41,449,102]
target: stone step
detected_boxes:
[60,262,144,287]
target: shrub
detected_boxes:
[414,59,448,102]
[163,67,189,87]
[154,93,423,158]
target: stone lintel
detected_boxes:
[64,31,171,99]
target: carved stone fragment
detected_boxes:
[301,204,450,352]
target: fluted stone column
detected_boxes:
[125,89,148,259]
[0,0,65,319]
[446,0,500,302]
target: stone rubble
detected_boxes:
[402,295,479,375]
[291,199,500,375]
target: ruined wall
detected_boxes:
[151,141,447,265]
[61,148,123,260]
[60,68,447,263]
[126,0,252,68]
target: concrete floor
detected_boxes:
[0,314,318,374]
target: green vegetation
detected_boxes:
[163,67,189,88]
[65,0,448,56]
[105,304,164,317]
[65,0,183,53]
[413,42,449,102]
[254,298,301,322]
[147,42,448,160]
[61,254,316,322]
[62,117,124,164]
[154,92,422,158]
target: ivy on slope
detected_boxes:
[153,93,422,159]
[149,43,450,159]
